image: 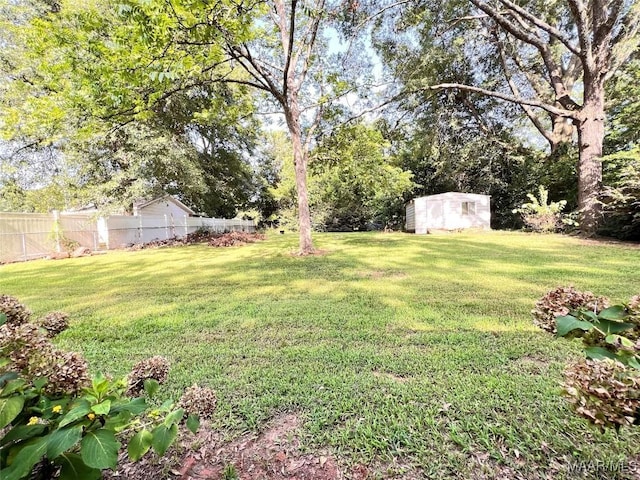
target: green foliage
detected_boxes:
[269,123,414,231]
[310,123,414,231]
[535,288,640,430]
[553,301,640,368]
[0,0,259,217]
[600,150,640,240]
[513,186,575,233]
[222,463,239,480]
[0,370,193,479]
[0,298,200,479]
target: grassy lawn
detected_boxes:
[1,230,639,478]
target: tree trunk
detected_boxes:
[576,84,605,235]
[549,114,574,153]
[284,102,314,255]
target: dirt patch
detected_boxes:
[289,249,331,257]
[106,414,341,480]
[372,370,412,383]
[576,236,640,249]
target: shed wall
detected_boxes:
[408,193,491,234]
[415,197,429,234]
[405,202,416,231]
[138,199,189,219]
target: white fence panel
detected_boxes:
[1,211,256,262]
[59,214,99,251]
[0,213,56,263]
[139,214,170,244]
[104,215,140,249]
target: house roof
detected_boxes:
[411,192,491,201]
[134,194,195,215]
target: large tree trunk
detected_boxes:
[549,114,574,153]
[576,82,605,235]
[284,102,314,255]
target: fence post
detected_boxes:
[184,215,188,237]
[164,214,169,239]
[52,210,61,253]
[22,233,27,261]
[138,215,143,243]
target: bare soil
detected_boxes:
[106,414,342,480]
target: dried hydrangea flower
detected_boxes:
[178,384,217,419]
[39,311,70,337]
[0,294,32,326]
[127,356,170,396]
[532,286,609,334]
[563,359,640,430]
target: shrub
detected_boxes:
[513,185,574,233]
[38,311,70,337]
[0,299,199,480]
[126,356,170,396]
[533,288,640,429]
[532,286,609,334]
[0,322,90,395]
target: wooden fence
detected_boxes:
[0,212,255,263]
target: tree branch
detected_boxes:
[567,0,595,69]
[429,82,576,117]
[496,0,580,56]
[295,1,324,89]
[494,31,554,145]
[470,0,580,111]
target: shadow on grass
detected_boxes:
[2,231,640,478]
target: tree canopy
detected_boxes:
[1,0,639,240]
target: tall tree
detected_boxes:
[3,0,371,254]
[220,0,326,253]
[378,0,640,234]
[425,0,640,233]
[0,0,259,216]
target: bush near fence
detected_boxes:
[0,212,255,263]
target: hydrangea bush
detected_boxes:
[0,295,211,480]
[533,287,640,430]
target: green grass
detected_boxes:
[2,231,640,478]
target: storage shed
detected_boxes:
[133,195,195,218]
[405,192,491,234]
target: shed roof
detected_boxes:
[134,194,195,216]
[413,192,491,201]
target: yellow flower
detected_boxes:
[27,416,39,426]
[87,413,96,421]
[52,405,62,414]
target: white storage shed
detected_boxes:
[405,192,491,234]
[133,195,195,217]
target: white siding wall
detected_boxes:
[138,199,189,219]
[426,198,445,230]
[442,194,490,229]
[415,197,429,234]
[408,192,491,234]
[405,202,416,231]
